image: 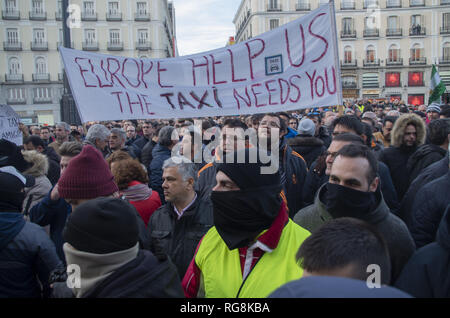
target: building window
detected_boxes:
[342,17,354,34]
[83,1,94,13]
[364,0,379,8]
[6,28,19,43]
[410,0,424,6]
[109,29,120,44]
[5,0,17,12]
[8,57,21,75]
[410,43,423,61]
[108,1,119,14]
[344,46,353,63]
[408,94,424,106]
[387,0,401,7]
[84,29,96,43]
[137,2,147,14]
[411,14,424,35]
[385,72,401,87]
[35,57,46,74]
[388,44,400,61]
[33,28,45,43]
[31,0,44,13]
[408,71,424,86]
[444,42,450,60]
[366,45,376,62]
[362,73,379,88]
[342,75,357,88]
[138,29,148,44]
[270,19,279,30]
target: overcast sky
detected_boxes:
[172,0,242,57]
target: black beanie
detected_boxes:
[63,197,139,254]
[214,148,281,190]
[0,171,26,212]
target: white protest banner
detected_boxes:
[0,104,23,146]
[60,2,342,122]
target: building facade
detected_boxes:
[0,0,176,125]
[233,0,450,104]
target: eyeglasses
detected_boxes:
[325,151,339,158]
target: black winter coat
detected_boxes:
[399,154,449,224]
[148,194,213,279]
[286,135,326,168]
[315,126,332,148]
[52,250,184,298]
[409,171,450,249]
[407,144,447,184]
[379,146,417,201]
[142,140,157,172]
[395,205,450,298]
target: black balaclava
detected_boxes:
[324,182,378,221]
[212,149,282,250]
[0,171,26,212]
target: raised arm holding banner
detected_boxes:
[60,3,342,122]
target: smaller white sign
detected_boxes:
[0,104,23,146]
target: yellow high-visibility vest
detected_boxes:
[195,220,310,298]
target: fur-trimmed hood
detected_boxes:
[21,150,49,177]
[391,113,426,148]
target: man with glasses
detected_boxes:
[257,113,307,218]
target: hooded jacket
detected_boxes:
[407,144,447,184]
[293,184,416,283]
[22,151,52,215]
[409,171,450,249]
[379,114,426,201]
[52,249,184,298]
[395,205,450,298]
[286,135,326,168]
[0,212,62,297]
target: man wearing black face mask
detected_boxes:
[182,149,310,298]
[293,144,415,283]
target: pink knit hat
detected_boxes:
[58,145,119,199]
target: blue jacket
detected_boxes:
[0,212,62,298]
[149,143,172,204]
[284,127,298,139]
[29,189,71,262]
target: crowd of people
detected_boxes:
[1,98,449,298]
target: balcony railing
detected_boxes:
[135,12,150,21]
[34,96,53,104]
[2,10,20,19]
[107,41,124,51]
[439,57,450,64]
[386,1,402,8]
[363,28,379,38]
[32,73,50,82]
[29,11,47,20]
[58,73,64,81]
[267,4,282,11]
[341,30,356,38]
[363,59,381,67]
[386,58,404,66]
[409,0,425,7]
[341,1,356,9]
[3,41,22,51]
[7,97,26,105]
[57,41,74,49]
[31,41,48,51]
[410,26,426,36]
[106,12,122,21]
[55,10,62,20]
[363,1,379,9]
[340,60,357,68]
[386,28,402,37]
[441,27,450,34]
[441,0,450,4]
[5,73,24,83]
[136,41,151,51]
[296,3,311,11]
[342,82,357,89]
[81,11,97,21]
[82,41,99,51]
[409,57,427,65]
